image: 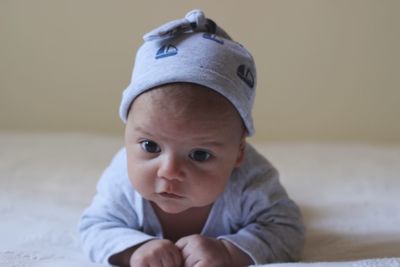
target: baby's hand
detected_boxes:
[129,239,182,267]
[175,235,231,267]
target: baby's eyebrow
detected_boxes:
[196,140,225,148]
[133,125,225,147]
[133,125,154,137]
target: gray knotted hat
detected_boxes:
[119,9,257,135]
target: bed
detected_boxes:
[1,132,399,267]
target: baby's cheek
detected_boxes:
[130,164,158,192]
[194,174,227,200]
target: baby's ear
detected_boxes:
[234,135,246,167]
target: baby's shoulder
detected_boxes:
[224,143,280,195]
[96,147,131,193]
[237,143,277,178]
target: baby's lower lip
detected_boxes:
[159,192,183,199]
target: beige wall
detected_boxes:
[1,0,399,143]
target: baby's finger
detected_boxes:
[137,257,161,267]
[159,250,181,267]
[159,255,174,267]
[182,255,201,267]
[169,249,183,267]
[176,239,192,266]
[175,236,189,250]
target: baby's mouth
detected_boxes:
[159,192,183,199]
[155,181,183,199]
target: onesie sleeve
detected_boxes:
[218,144,305,264]
[79,148,156,265]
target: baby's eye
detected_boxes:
[189,150,212,162]
[140,140,161,153]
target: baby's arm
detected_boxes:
[220,239,254,266]
[79,180,155,265]
[217,144,305,264]
[79,149,160,265]
[221,166,305,264]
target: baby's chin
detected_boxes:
[151,198,212,215]
[152,201,192,214]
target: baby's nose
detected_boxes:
[157,154,185,182]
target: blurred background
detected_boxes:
[1,0,399,143]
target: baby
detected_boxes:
[79,10,304,267]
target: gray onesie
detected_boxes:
[79,143,304,265]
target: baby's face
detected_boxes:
[125,83,245,214]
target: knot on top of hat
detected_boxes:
[143,9,230,41]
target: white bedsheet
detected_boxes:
[1,132,399,267]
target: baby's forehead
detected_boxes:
[133,83,241,121]
[142,83,232,109]
[128,83,245,135]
